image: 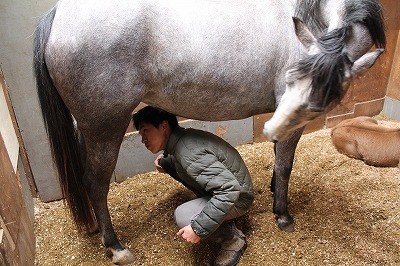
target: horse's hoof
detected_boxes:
[111,248,135,265]
[276,216,295,232]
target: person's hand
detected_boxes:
[177,225,201,244]
[154,154,166,173]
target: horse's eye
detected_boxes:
[285,81,295,87]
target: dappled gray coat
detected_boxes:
[163,126,255,238]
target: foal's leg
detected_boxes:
[271,127,304,232]
[81,116,135,265]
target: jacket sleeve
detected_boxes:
[179,153,241,238]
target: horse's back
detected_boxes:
[48,0,296,70]
[45,0,298,121]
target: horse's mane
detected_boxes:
[294,0,386,47]
[291,0,386,108]
[294,0,326,35]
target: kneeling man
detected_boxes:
[133,106,254,266]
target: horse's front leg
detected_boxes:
[271,127,304,232]
[83,126,135,265]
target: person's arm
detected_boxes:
[180,153,241,238]
[158,154,207,197]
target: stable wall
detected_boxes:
[327,0,400,125]
[0,71,35,266]
[384,28,400,119]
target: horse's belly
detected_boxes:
[142,89,276,121]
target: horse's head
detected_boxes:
[263,17,384,142]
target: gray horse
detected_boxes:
[33,0,385,264]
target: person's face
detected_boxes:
[138,121,169,154]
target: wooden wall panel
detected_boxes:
[386,31,400,100]
[325,0,399,125]
[0,134,35,265]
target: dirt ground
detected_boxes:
[34,118,400,265]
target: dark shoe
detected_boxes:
[214,226,247,266]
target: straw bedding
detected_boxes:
[34,117,400,265]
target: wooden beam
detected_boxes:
[0,216,15,251]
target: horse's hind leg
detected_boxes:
[271,127,304,232]
[80,116,135,265]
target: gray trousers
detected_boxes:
[174,196,247,229]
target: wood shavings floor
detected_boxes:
[35,119,400,265]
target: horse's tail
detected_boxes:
[33,6,97,233]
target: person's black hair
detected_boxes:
[132,106,179,130]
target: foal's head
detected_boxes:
[263,17,383,142]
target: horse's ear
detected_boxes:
[292,17,319,54]
[345,49,384,79]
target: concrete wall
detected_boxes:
[0,0,60,201]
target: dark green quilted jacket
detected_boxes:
[164,126,254,238]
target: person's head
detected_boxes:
[132,106,178,153]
